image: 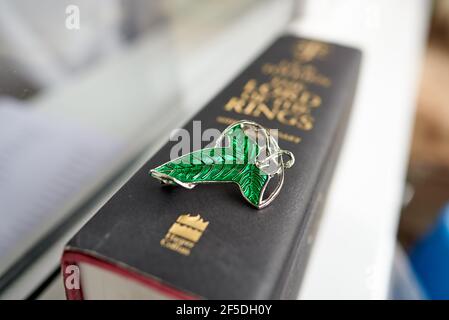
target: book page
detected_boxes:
[0,101,122,277]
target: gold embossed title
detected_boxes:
[218,40,333,144]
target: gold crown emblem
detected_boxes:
[294,40,330,62]
[176,214,209,232]
[161,213,209,255]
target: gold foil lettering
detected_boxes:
[222,40,333,136]
[160,214,209,256]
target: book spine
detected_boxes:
[62,35,362,300]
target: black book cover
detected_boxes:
[62,35,361,299]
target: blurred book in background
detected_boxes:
[0,100,123,278]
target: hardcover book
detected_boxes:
[62,35,361,299]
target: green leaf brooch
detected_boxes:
[150,120,295,209]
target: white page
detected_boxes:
[0,101,123,277]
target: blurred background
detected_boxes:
[399,0,449,247]
[0,0,448,300]
[397,0,449,300]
